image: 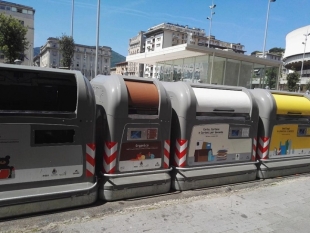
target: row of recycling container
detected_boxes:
[1,64,310,218]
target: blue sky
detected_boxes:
[10,0,310,56]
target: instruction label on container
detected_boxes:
[187,124,252,166]
[269,124,310,158]
[0,124,83,185]
[119,141,162,172]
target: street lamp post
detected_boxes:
[299,31,310,92]
[95,0,100,78]
[207,1,216,48]
[301,31,310,79]
[71,0,74,37]
[262,0,276,59]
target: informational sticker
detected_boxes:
[188,124,252,166]
[269,124,310,158]
[119,141,162,172]
[0,124,83,185]
[127,128,158,140]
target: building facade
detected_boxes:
[115,61,128,75]
[127,43,282,90]
[143,23,245,78]
[39,37,112,80]
[127,31,145,77]
[0,1,35,66]
[283,25,310,88]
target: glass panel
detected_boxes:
[172,59,183,82]
[193,55,209,84]
[239,61,253,88]
[265,66,279,90]
[224,59,240,86]
[252,64,265,89]
[182,57,195,82]
[157,62,165,81]
[164,60,174,82]
[211,56,225,85]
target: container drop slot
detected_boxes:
[35,129,75,144]
[213,108,235,112]
[125,81,159,115]
[0,69,77,115]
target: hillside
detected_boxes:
[111,50,125,67]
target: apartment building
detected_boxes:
[115,61,128,75]
[39,37,111,80]
[0,1,35,66]
[143,22,245,78]
[127,31,145,77]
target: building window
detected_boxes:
[11,7,16,12]
[0,6,5,10]
[105,58,108,63]
[17,8,22,13]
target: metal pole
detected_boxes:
[71,0,74,37]
[95,0,100,78]
[208,14,212,48]
[300,31,309,92]
[262,0,275,59]
[301,31,309,78]
[207,1,215,48]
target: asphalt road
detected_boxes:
[1,174,310,233]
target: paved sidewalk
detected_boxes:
[2,175,310,232]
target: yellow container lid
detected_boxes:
[273,94,310,115]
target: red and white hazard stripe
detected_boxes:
[163,140,170,168]
[103,141,118,174]
[174,139,188,167]
[86,143,96,177]
[252,137,257,161]
[257,137,270,160]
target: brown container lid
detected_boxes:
[125,81,159,108]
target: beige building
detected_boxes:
[143,23,245,78]
[115,61,128,75]
[0,1,35,66]
[39,37,112,80]
[127,31,145,77]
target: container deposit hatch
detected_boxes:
[162,82,259,191]
[0,64,97,219]
[91,75,172,201]
[251,89,310,179]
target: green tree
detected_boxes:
[286,68,300,92]
[0,14,29,64]
[251,50,261,56]
[58,34,75,68]
[269,47,285,55]
[305,80,310,91]
[265,67,277,89]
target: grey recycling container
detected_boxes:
[91,75,172,201]
[0,64,97,219]
[251,89,310,179]
[162,82,259,191]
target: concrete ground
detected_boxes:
[1,174,310,233]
